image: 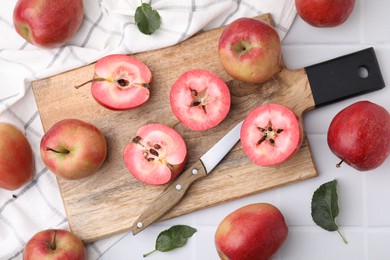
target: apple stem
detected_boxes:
[50,230,57,250]
[143,249,157,257]
[46,147,70,154]
[74,77,106,89]
[336,160,344,168]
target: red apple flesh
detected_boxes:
[23,229,86,260]
[240,104,303,166]
[218,17,281,84]
[75,54,152,111]
[295,0,356,27]
[215,203,288,260]
[40,119,107,180]
[0,122,34,190]
[327,101,390,171]
[124,123,187,185]
[170,69,231,131]
[13,0,84,48]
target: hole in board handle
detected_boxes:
[357,65,369,79]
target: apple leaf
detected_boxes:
[311,179,348,244]
[143,225,197,257]
[135,3,161,35]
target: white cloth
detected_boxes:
[0,0,297,259]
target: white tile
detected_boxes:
[366,160,390,226]
[363,0,390,43]
[279,227,365,260]
[367,230,390,259]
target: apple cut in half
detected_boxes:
[76,54,152,110]
[123,124,187,186]
[170,69,231,131]
[240,104,303,166]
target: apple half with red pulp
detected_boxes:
[75,54,152,110]
[170,69,231,131]
[240,104,303,166]
[123,123,187,185]
[218,17,282,84]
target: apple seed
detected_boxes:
[190,88,214,114]
[257,121,284,146]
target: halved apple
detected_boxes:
[170,69,231,131]
[76,54,152,110]
[123,124,187,185]
[240,104,303,166]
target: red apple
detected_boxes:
[123,123,187,185]
[327,101,390,171]
[40,119,107,180]
[170,69,231,131]
[215,203,288,260]
[295,0,356,27]
[218,17,281,84]
[240,104,303,166]
[0,122,34,190]
[75,54,152,111]
[23,229,86,260]
[13,0,83,48]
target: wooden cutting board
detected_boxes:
[32,14,318,242]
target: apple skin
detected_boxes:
[23,229,86,260]
[40,119,107,180]
[13,0,84,48]
[327,101,390,171]
[218,17,281,84]
[215,203,288,260]
[0,123,34,190]
[295,0,356,27]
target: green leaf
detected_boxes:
[311,179,348,244]
[143,225,197,257]
[135,3,161,35]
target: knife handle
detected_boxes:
[132,160,207,235]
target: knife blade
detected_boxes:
[131,121,243,235]
[131,47,385,235]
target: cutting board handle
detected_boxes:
[305,47,385,107]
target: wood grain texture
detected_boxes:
[32,14,318,242]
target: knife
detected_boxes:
[132,47,385,235]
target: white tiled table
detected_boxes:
[101,1,390,259]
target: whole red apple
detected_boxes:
[295,0,356,27]
[327,101,390,171]
[0,122,34,190]
[215,203,288,260]
[13,0,84,48]
[40,119,107,180]
[23,229,86,260]
[218,17,281,84]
